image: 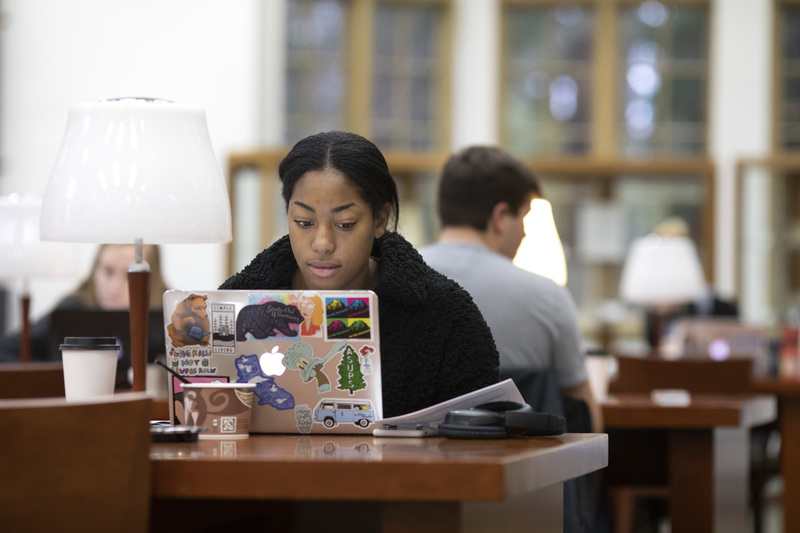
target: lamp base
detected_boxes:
[128,267,151,392]
[20,293,31,363]
[647,306,682,358]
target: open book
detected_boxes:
[375,378,524,434]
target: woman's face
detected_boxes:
[288,169,388,291]
[93,245,136,309]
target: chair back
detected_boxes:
[0,393,152,532]
[500,366,594,533]
[500,366,565,416]
[0,362,65,399]
[608,355,753,394]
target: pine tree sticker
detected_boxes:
[337,345,366,394]
[220,315,231,337]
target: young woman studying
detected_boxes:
[219,130,499,418]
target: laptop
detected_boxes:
[162,289,382,434]
[48,309,167,390]
[667,317,769,376]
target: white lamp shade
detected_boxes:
[40,98,232,244]
[0,193,81,279]
[513,199,568,286]
[619,234,706,306]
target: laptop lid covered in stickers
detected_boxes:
[162,289,382,434]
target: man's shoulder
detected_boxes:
[420,241,502,266]
[421,241,562,289]
[419,240,475,255]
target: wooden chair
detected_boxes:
[608,356,753,395]
[606,355,777,533]
[0,362,66,399]
[0,393,153,532]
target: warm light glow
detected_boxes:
[513,199,568,286]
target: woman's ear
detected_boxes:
[373,203,391,238]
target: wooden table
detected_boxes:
[150,433,608,533]
[602,393,776,533]
[751,379,800,533]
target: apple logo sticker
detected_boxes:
[260,345,287,376]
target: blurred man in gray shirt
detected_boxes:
[420,146,601,432]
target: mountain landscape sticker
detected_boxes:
[211,302,236,354]
[325,297,372,340]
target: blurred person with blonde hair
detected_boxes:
[0,244,168,362]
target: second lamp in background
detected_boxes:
[619,233,706,356]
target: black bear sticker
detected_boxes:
[236,301,304,340]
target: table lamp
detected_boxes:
[40,97,232,391]
[619,234,706,355]
[0,193,81,362]
[513,198,568,286]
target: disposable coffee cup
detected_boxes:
[181,382,256,439]
[60,336,120,401]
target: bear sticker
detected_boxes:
[236,301,304,341]
[167,294,212,347]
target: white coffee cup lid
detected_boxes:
[59,336,120,351]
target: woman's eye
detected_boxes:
[293,219,312,228]
[337,222,355,230]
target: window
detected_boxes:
[618,2,709,156]
[285,0,449,150]
[779,2,800,150]
[371,3,447,150]
[501,0,710,157]
[285,0,348,143]
[503,4,594,155]
[736,156,800,325]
